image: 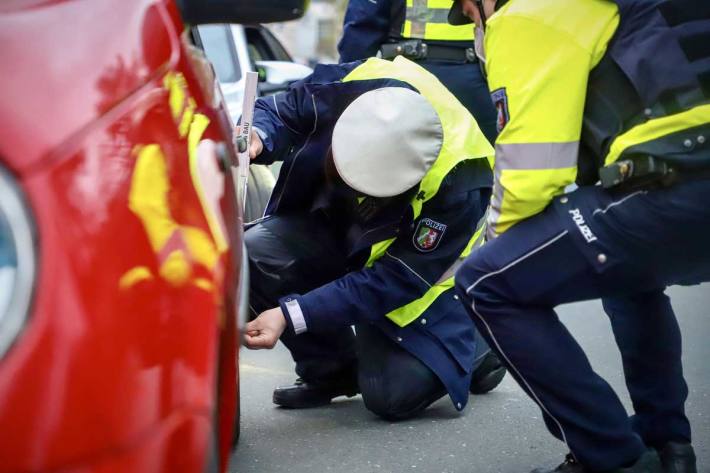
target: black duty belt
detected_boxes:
[600,155,710,191]
[380,40,476,63]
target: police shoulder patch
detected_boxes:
[491,87,510,133]
[413,218,447,252]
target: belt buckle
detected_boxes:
[600,155,673,190]
[600,159,634,188]
[399,39,426,59]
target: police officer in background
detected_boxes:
[338,0,498,145]
[241,56,506,420]
[449,0,710,472]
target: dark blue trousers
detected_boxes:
[245,214,451,420]
[417,60,498,145]
[455,181,710,471]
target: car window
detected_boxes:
[245,27,292,62]
[197,25,242,83]
[260,27,293,62]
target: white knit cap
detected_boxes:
[331,87,443,198]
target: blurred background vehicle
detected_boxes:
[0,0,305,472]
[194,24,313,114]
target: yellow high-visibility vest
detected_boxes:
[483,0,710,239]
[344,56,492,326]
[401,0,474,41]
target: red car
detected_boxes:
[0,1,304,472]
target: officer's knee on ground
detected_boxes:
[360,376,425,421]
[358,352,443,421]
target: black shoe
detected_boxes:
[531,450,663,473]
[273,376,360,409]
[470,351,507,394]
[530,454,585,473]
[658,442,696,473]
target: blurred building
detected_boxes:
[268,0,346,66]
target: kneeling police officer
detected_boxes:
[242,56,506,420]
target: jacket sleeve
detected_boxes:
[251,84,316,166]
[484,6,618,239]
[251,62,362,165]
[279,164,488,334]
[337,0,393,63]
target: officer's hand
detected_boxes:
[244,307,286,349]
[234,126,263,160]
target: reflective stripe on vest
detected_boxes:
[344,56,493,327]
[481,0,618,237]
[595,0,710,168]
[384,211,486,327]
[402,0,474,41]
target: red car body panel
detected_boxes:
[0,0,243,471]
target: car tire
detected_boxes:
[244,165,275,223]
[205,427,219,473]
[232,375,241,447]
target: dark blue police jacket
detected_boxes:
[251,60,493,411]
[338,0,399,62]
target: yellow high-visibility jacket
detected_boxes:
[484,0,710,238]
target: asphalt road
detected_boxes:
[230,284,710,473]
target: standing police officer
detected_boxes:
[338,0,498,144]
[449,0,710,472]
[242,57,506,420]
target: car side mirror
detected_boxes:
[177,0,309,25]
[255,60,313,95]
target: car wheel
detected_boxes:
[244,165,275,223]
[232,374,241,447]
[205,427,220,473]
